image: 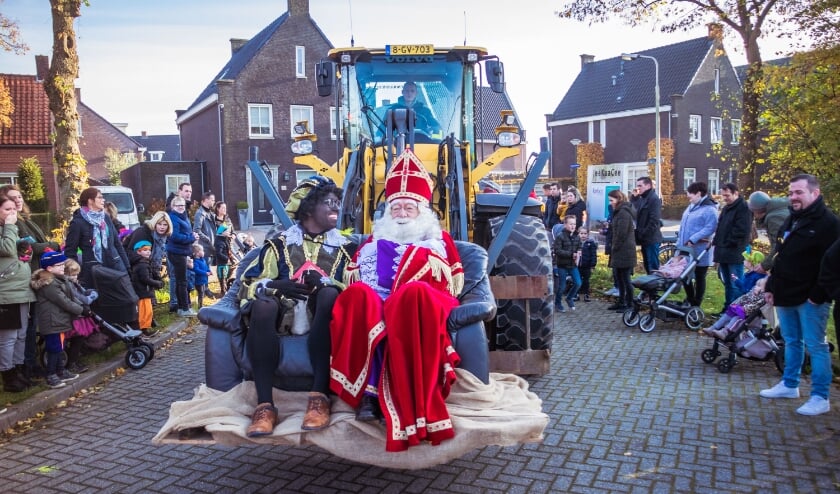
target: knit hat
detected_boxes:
[742,250,765,265]
[385,149,433,205]
[40,250,68,269]
[748,191,771,211]
[216,224,230,235]
[133,240,152,252]
[285,175,335,220]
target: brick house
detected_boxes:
[176,0,336,227]
[77,90,145,185]
[546,24,743,197]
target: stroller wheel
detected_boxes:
[139,342,155,360]
[701,348,719,364]
[685,307,705,330]
[622,309,640,327]
[639,313,656,333]
[125,347,149,370]
[717,358,734,374]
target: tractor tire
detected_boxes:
[488,215,553,352]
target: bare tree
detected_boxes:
[0,1,29,131]
[555,0,810,192]
[43,0,88,229]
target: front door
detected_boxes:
[251,164,278,225]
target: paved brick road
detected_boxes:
[2,301,839,493]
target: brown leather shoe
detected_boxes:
[301,392,331,431]
[246,402,279,437]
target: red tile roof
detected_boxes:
[0,74,52,146]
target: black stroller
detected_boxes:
[622,246,710,333]
[700,302,783,374]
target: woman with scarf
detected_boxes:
[63,187,131,289]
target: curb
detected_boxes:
[0,318,190,433]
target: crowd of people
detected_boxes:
[0,182,253,396]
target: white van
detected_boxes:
[98,185,141,230]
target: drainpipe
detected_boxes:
[218,103,225,201]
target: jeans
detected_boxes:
[718,263,744,308]
[640,243,660,274]
[167,258,177,308]
[0,303,29,371]
[777,302,832,399]
[555,266,581,309]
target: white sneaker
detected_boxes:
[797,396,830,416]
[759,381,800,399]
[177,309,198,317]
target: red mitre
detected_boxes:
[385,149,433,205]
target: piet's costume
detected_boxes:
[329,149,465,452]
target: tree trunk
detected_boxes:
[737,30,764,194]
[43,0,86,233]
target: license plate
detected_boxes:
[386,44,434,56]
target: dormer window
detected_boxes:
[149,151,164,162]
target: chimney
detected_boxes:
[707,22,723,41]
[35,55,49,81]
[288,0,309,16]
[230,38,249,55]
[580,54,595,69]
[141,131,147,137]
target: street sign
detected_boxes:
[570,163,581,169]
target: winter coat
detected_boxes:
[580,238,598,268]
[193,205,216,262]
[30,270,83,336]
[608,202,637,269]
[634,188,663,246]
[543,195,560,230]
[734,270,767,294]
[123,224,154,264]
[191,257,211,286]
[167,210,195,257]
[757,197,791,272]
[215,233,233,266]
[131,257,163,299]
[766,196,840,306]
[565,199,587,233]
[713,196,752,264]
[68,278,98,306]
[819,236,840,302]
[64,209,130,289]
[677,195,718,268]
[553,229,582,269]
[0,223,36,305]
[16,216,60,273]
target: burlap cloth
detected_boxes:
[153,369,548,469]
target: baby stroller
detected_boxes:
[622,246,709,333]
[90,310,155,370]
[700,302,783,374]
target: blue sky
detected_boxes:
[1,0,796,154]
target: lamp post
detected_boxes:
[570,138,581,188]
[621,53,660,190]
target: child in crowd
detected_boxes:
[130,241,164,337]
[578,228,598,302]
[732,250,766,295]
[190,244,211,309]
[63,258,98,374]
[653,254,689,279]
[214,224,234,294]
[553,215,582,312]
[702,277,768,340]
[30,251,84,388]
[241,233,256,253]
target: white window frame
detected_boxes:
[165,174,190,198]
[689,115,702,143]
[149,151,164,162]
[330,106,343,140]
[0,172,18,185]
[248,104,273,138]
[710,117,722,144]
[290,105,314,138]
[730,119,742,145]
[708,169,720,195]
[295,46,306,78]
[683,168,696,191]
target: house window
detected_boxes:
[165,174,190,198]
[689,115,702,143]
[710,117,722,144]
[683,168,696,191]
[0,173,18,185]
[296,169,316,187]
[708,169,720,194]
[248,104,273,138]
[290,105,314,138]
[731,119,742,144]
[714,69,720,95]
[295,46,306,78]
[149,151,164,162]
[330,106,342,140]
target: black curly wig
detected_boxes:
[297,182,343,223]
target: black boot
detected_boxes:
[15,365,34,387]
[355,394,382,422]
[2,369,27,393]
